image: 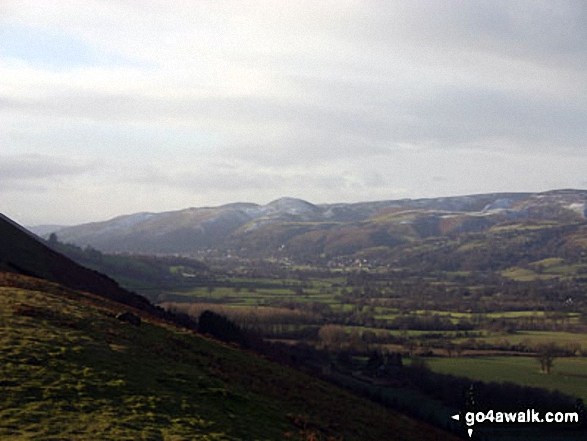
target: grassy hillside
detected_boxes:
[0,272,458,441]
[0,214,156,314]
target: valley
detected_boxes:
[159,263,587,395]
[5,189,587,439]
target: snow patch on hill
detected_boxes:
[568,202,587,217]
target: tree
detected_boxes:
[318,325,347,351]
[198,310,246,346]
[537,342,558,374]
[361,330,377,344]
[48,232,58,245]
[406,339,417,357]
[444,341,456,357]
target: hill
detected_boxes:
[0,271,460,440]
[37,190,587,266]
[0,213,158,314]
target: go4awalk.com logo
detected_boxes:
[451,409,580,438]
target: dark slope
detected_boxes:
[0,213,157,314]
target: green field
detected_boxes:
[163,283,341,307]
[500,267,557,282]
[426,356,587,402]
[467,331,587,349]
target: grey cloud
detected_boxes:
[460,1,587,67]
[0,154,95,182]
[125,159,359,199]
[3,0,587,226]
[412,88,587,149]
[5,0,587,166]
[337,1,587,69]
[73,1,587,71]
[138,166,280,193]
[6,60,587,171]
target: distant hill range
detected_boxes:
[33,189,587,264]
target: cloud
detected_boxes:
[2,1,587,225]
[3,146,587,226]
[0,154,96,184]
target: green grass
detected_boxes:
[457,241,486,251]
[530,257,565,268]
[485,311,546,318]
[0,272,456,441]
[471,331,587,348]
[165,283,342,308]
[500,267,558,282]
[399,310,564,320]
[425,356,587,402]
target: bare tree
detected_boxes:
[318,325,347,351]
[537,342,558,375]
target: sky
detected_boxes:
[2,1,587,226]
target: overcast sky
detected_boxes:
[2,1,587,226]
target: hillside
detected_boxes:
[0,272,459,440]
[38,190,587,265]
[0,213,158,314]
